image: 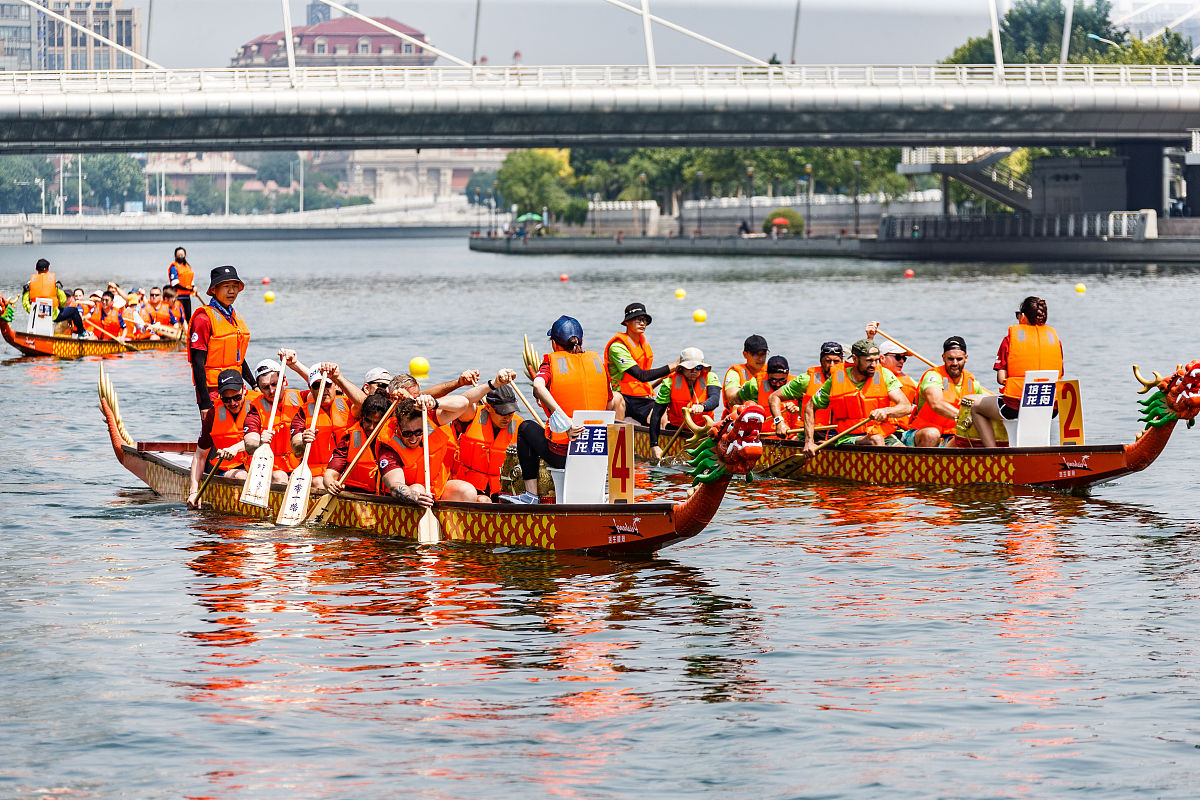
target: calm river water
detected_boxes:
[2,238,1200,798]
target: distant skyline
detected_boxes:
[129,0,998,69]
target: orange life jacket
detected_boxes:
[145,301,176,326]
[759,376,799,432]
[826,364,894,437]
[339,422,381,493]
[803,366,834,428]
[169,300,186,326]
[88,306,123,338]
[375,416,456,498]
[300,393,353,470]
[171,261,195,296]
[197,304,251,391]
[667,370,712,428]
[889,371,919,431]
[452,406,521,494]
[1002,324,1063,400]
[210,392,261,470]
[545,350,609,446]
[604,332,655,397]
[911,366,980,435]
[250,387,303,473]
[29,271,57,307]
[722,363,762,411]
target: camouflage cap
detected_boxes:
[850,338,880,358]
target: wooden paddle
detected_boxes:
[276,376,327,526]
[194,456,226,510]
[512,384,547,429]
[759,417,874,479]
[306,397,400,525]
[146,321,184,341]
[83,318,136,352]
[656,422,687,464]
[874,329,937,370]
[416,411,442,544]
[239,362,286,509]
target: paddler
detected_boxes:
[721,334,769,409]
[142,285,182,330]
[604,302,678,425]
[970,296,1064,447]
[376,397,482,505]
[865,322,919,436]
[162,285,186,331]
[801,339,912,455]
[242,356,305,485]
[451,382,523,500]
[767,341,843,440]
[87,291,127,342]
[168,246,196,321]
[189,266,253,421]
[730,355,799,434]
[186,369,263,508]
[907,336,979,447]
[323,392,392,496]
[22,259,85,337]
[288,364,355,492]
[648,347,721,462]
[385,369,510,428]
[501,315,615,504]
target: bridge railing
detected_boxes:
[2,63,1200,94]
[878,210,1158,241]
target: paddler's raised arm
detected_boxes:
[317,361,364,409]
[442,369,518,423]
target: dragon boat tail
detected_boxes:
[630,361,1200,492]
[97,366,766,554]
[1,296,184,358]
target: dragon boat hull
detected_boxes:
[98,369,749,555]
[630,423,1177,492]
[2,316,184,358]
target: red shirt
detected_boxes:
[196,407,218,450]
[327,434,354,474]
[188,306,212,352]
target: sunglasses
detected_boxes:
[149,293,161,297]
[370,381,389,389]
[399,427,423,440]
[219,392,243,405]
[892,354,908,362]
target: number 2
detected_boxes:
[1061,382,1082,439]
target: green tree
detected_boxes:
[497,149,572,216]
[0,155,54,213]
[186,176,222,215]
[84,154,144,211]
[247,151,298,187]
[464,169,498,204]
[762,206,803,234]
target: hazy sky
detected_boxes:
[133,0,998,68]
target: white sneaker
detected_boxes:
[498,492,539,504]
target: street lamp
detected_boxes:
[804,163,813,237]
[745,166,755,233]
[638,172,647,236]
[1086,32,1120,48]
[474,187,481,232]
[486,189,494,235]
[592,192,599,235]
[695,170,704,236]
[852,160,862,235]
[492,180,499,234]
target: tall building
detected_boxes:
[0,2,35,71]
[231,14,435,68]
[0,0,144,71]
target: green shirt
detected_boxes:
[723,365,755,394]
[655,371,720,404]
[606,340,636,388]
[734,379,761,403]
[776,372,813,401]
[811,369,902,409]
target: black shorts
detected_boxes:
[621,394,657,425]
[999,400,1020,421]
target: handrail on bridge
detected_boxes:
[1,63,1200,94]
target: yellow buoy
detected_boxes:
[1075,283,1086,293]
[675,288,686,299]
[693,308,707,324]
[263,291,275,303]
[409,356,430,378]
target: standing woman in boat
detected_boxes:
[604,302,678,425]
[970,296,1064,447]
[189,266,253,421]
[168,246,196,321]
[502,315,615,504]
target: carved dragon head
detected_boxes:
[684,403,766,483]
[1133,361,1200,428]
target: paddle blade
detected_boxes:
[417,508,441,544]
[305,493,334,525]
[239,447,274,508]
[276,465,312,526]
[758,453,811,480]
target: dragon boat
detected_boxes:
[628,362,1200,493]
[1,296,184,358]
[97,367,766,555]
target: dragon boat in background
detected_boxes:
[97,366,765,555]
[629,362,1199,493]
[1,296,184,358]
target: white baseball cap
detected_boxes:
[363,367,392,384]
[254,359,282,381]
[678,347,710,370]
[307,365,326,387]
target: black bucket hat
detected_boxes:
[207,265,245,296]
[622,302,652,325]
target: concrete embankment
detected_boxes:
[41,224,472,243]
[469,234,1200,263]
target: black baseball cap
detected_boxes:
[622,302,652,325]
[820,341,844,357]
[743,334,768,353]
[766,355,789,374]
[943,336,967,353]
[216,369,244,393]
[485,384,519,415]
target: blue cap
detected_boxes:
[547,315,584,347]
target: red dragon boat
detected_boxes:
[1,296,184,358]
[97,367,766,555]
[629,361,1200,493]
